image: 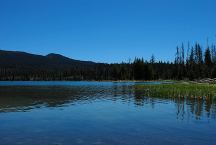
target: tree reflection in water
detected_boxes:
[134,88,216,120]
[0,85,216,120]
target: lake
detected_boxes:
[0,81,215,145]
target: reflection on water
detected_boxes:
[1,84,216,121]
[134,86,216,121]
[0,82,216,145]
[0,85,134,112]
[134,89,216,121]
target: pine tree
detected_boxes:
[204,47,212,66]
[188,47,195,80]
[150,54,155,64]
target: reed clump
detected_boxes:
[135,83,216,99]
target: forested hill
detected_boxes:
[1,42,216,81]
[0,50,99,80]
[0,50,95,69]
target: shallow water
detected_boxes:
[0,81,215,145]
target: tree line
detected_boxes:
[174,42,216,80]
[0,42,216,81]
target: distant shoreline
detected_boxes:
[0,80,172,82]
[0,80,214,85]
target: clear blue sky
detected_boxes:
[0,0,216,63]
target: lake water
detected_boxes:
[0,81,215,145]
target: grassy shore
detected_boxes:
[135,82,216,99]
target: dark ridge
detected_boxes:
[0,49,96,70]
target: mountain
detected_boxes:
[0,50,96,70]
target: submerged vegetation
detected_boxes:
[135,83,216,99]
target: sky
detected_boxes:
[0,0,216,63]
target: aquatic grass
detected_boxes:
[135,83,216,99]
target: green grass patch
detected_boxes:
[135,83,216,99]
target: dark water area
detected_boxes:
[0,81,215,145]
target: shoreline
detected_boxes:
[0,80,173,82]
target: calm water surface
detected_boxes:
[0,81,215,145]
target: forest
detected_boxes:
[0,42,216,81]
